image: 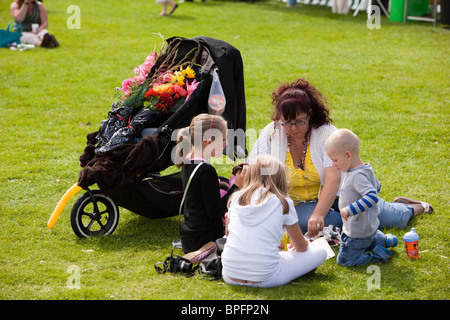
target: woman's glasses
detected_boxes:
[281,117,308,128]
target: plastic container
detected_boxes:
[390,0,429,22]
[390,0,406,22]
[279,233,291,251]
[407,0,429,17]
[208,68,226,115]
[403,228,420,259]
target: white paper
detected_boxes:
[309,237,335,260]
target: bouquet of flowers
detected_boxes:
[95,37,203,153]
[118,39,201,114]
[142,65,199,114]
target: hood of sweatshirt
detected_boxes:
[230,188,283,227]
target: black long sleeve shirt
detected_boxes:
[180,161,238,253]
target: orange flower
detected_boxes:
[144,88,158,98]
[152,83,173,94]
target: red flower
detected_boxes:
[172,84,188,98]
[145,88,158,98]
[154,91,173,113]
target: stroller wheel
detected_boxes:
[70,190,119,238]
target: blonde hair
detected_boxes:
[326,128,360,156]
[234,154,290,214]
[174,113,227,167]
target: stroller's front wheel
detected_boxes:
[70,190,119,238]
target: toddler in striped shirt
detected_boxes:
[325,129,396,266]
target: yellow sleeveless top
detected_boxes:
[285,144,321,204]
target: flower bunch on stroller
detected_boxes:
[95,37,203,154]
[118,41,200,114]
[143,66,199,114]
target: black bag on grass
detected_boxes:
[198,238,226,281]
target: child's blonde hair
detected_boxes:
[174,113,227,167]
[325,128,360,156]
[234,154,290,214]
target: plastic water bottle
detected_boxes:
[208,68,226,115]
[403,228,420,259]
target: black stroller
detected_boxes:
[48,36,247,238]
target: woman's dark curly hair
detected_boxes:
[270,78,332,130]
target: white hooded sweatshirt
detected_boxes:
[221,189,298,282]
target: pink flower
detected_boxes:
[133,74,146,85]
[142,53,157,71]
[121,78,133,97]
[146,51,158,63]
[185,79,199,101]
[162,72,174,83]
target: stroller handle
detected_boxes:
[47,183,82,229]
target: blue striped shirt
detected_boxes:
[339,164,381,238]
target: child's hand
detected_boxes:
[232,163,247,176]
[340,208,349,221]
[234,164,248,189]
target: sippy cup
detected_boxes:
[403,228,420,259]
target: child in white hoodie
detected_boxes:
[221,154,327,288]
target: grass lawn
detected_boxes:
[0,0,449,302]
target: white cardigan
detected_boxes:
[248,122,343,196]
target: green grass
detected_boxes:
[0,0,449,300]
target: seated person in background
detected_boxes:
[10,0,59,48]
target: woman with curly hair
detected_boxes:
[248,78,433,238]
[248,78,341,237]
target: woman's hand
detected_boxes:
[307,215,324,238]
[10,1,27,22]
[307,166,341,237]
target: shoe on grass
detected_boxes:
[183,241,216,264]
[394,197,434,214]
[377,245,394,258]
[385,234,398,248]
